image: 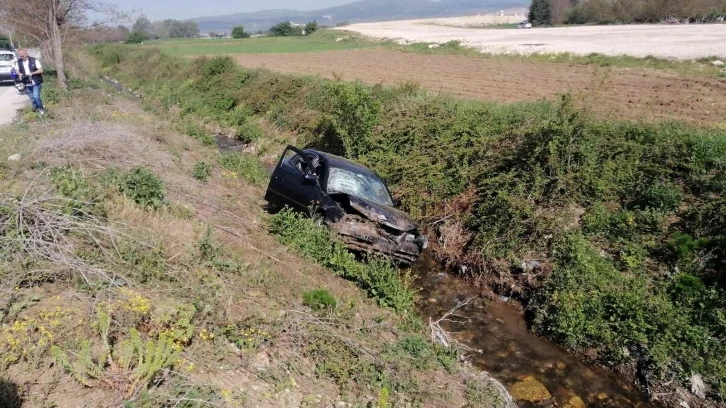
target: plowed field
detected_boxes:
[235,49,726,123]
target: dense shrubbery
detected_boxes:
[50,166,166,211]
[89,44,726,397]
[125,32,147,44]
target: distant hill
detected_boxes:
[190,0,529,32]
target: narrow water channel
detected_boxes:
[412,253,649,408]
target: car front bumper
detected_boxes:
[330,214,424,266]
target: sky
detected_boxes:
[112,0,357,21]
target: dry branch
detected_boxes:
[430,297,518,408]
[0,182,137,287]
[429,296,476,350]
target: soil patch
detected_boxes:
[234,49,726,123]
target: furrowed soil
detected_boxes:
[234,48,726,123]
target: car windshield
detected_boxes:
[0,54,14,62]
[327,166,393,206]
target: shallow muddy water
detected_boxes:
[412,253,649,408]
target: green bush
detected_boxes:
[235,120,263,143]
[42,85,63,105]
[199,56,237,77]
[50,167,97,200]
[269,209,414,314]
[316,81,381,158]
[0,35,11,49]
[89,45,124,68]
[125,31,147,44]
[50,167,113,217]
[530,234,726,389]
[269,22,303,37]
[632,181,682,212]
[119,167,166,209]
[192,161,211,182]
[118,241,168,283]
[302,289,337,312]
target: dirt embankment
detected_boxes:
[234,49,726,124]
[0,87,509,408]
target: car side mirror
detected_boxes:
[302,173,319,185]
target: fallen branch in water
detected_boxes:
[429,296,476,350]
[430,297,518,408]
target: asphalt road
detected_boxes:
[0,84,28,126]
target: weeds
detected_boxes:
[235,119,263,143]
[219,152,268,186]
[192,161,211,182]
[0,307,67,369]
[302,289,337,313]
[464,378,509,408]
[118,167,166,209]
[220,320,272,353]
[269,209,415,314]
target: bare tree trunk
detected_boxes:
[50,21,67,90]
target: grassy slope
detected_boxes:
[87,44,726,403]
[0,78,507,407]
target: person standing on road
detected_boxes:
[15,49,46,115]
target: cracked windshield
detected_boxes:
[327,166,393,206]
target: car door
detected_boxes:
[265,146,324,213]
[0,53,14,79]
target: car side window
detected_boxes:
[284,150,322,177]
[287,153,308,174]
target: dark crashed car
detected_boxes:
[265,145,428,265]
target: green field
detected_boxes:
[143,31,376,56]
[141,29,724,78]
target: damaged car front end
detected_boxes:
[265,145,427,266]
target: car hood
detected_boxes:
[348,196,418,232]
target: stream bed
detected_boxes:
[412,253,650,408]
